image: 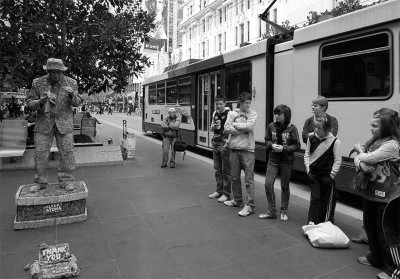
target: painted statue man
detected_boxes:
[27,58,83,192]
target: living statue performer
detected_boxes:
[26,58,83,192]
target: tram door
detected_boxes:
[197,72,220,148]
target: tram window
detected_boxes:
[225,64,251,101]
[178,77,191,105]
[320,32,391,99]
[148,85,156,105]
[166,80,177,104]
[157,82,165,104]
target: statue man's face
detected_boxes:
[47,70,62,84]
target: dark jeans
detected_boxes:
[230,150,255,207]
[363,199,395,274]
[307,173,335,224]
[212,142,231,197]
[265,161,293,214]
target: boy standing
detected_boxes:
[304,117,341,225]
[224,92,258,217]
[208,95,231,202]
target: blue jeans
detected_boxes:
[265,161,293,215]
[162,136,176,165]
[212,142,231,196]
[230,150,255,208]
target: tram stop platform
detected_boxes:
[0,121,381,279]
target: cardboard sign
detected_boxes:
[39,243,70,264]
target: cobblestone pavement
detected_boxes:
[0,118,380,279]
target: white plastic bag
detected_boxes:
[123,133,136,159]
[302,221,350,248]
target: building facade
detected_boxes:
[178,0,378,61]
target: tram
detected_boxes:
[142,0,400,195]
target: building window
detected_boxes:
[247,0,250,9]
[258,18,261,37]
[189,27,192,40]
[320,32,391,99]
[247,21,250,41]
[202,41,205,58]
[223,32,226,50]
[218,34,222,52]
[202,19,205,33]
[273,8,277,22]
[218,9,222,24]
[224,6,228,22]
[204,0,207,8]
[239,23,244,45]
[235,26,238,45]
[206,40,209,57]
[241,0,244,12]
[235,0,238,14]
[189,5,192,15]
[188,48,191,59]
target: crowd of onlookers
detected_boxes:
[160,92,400,279]
[0,99,26,121]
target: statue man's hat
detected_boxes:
[43,58,67,71]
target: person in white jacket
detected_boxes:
[223,92,258,217]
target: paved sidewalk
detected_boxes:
[0,123,380,279]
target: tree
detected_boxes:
[0,0,155,94]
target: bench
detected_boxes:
[73,112,85,135]
[0,119,28,165]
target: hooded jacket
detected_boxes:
[224,108,257,152]
[210,107,230,142]
[304,132,342,178]
[265,122,300,163]
[161,115,180,138]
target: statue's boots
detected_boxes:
[29,183,47,193]
[60,181,75,191]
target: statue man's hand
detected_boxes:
[39,94,48,105]
[65,86,75,98]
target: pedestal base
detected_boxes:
[14,181,88,230]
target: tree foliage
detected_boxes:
[0,0,155,94]
[307,0,387,25]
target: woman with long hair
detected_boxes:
[354,108,400,279]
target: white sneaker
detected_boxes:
[280,212,288,221]
[224,199,242,207]
[217,195,229,203]
[308,221,315,225]
[238,205,254,217]
[208,192,221,199]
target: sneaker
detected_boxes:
[280,212,288,221]
[377,272,391,279]
[161,164,167,168]
[217,194,229,203]
[238,205,254,217]
[357,256,373,266]
[169,163,175,168]
[258,212,277,219]
[224,199,242,207]
[208,192,221,199]
[308,221,315,225]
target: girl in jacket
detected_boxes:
[354,108,400,279]
[259,105,300,221]
[304,117,342,225]
[161,108,180,168]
